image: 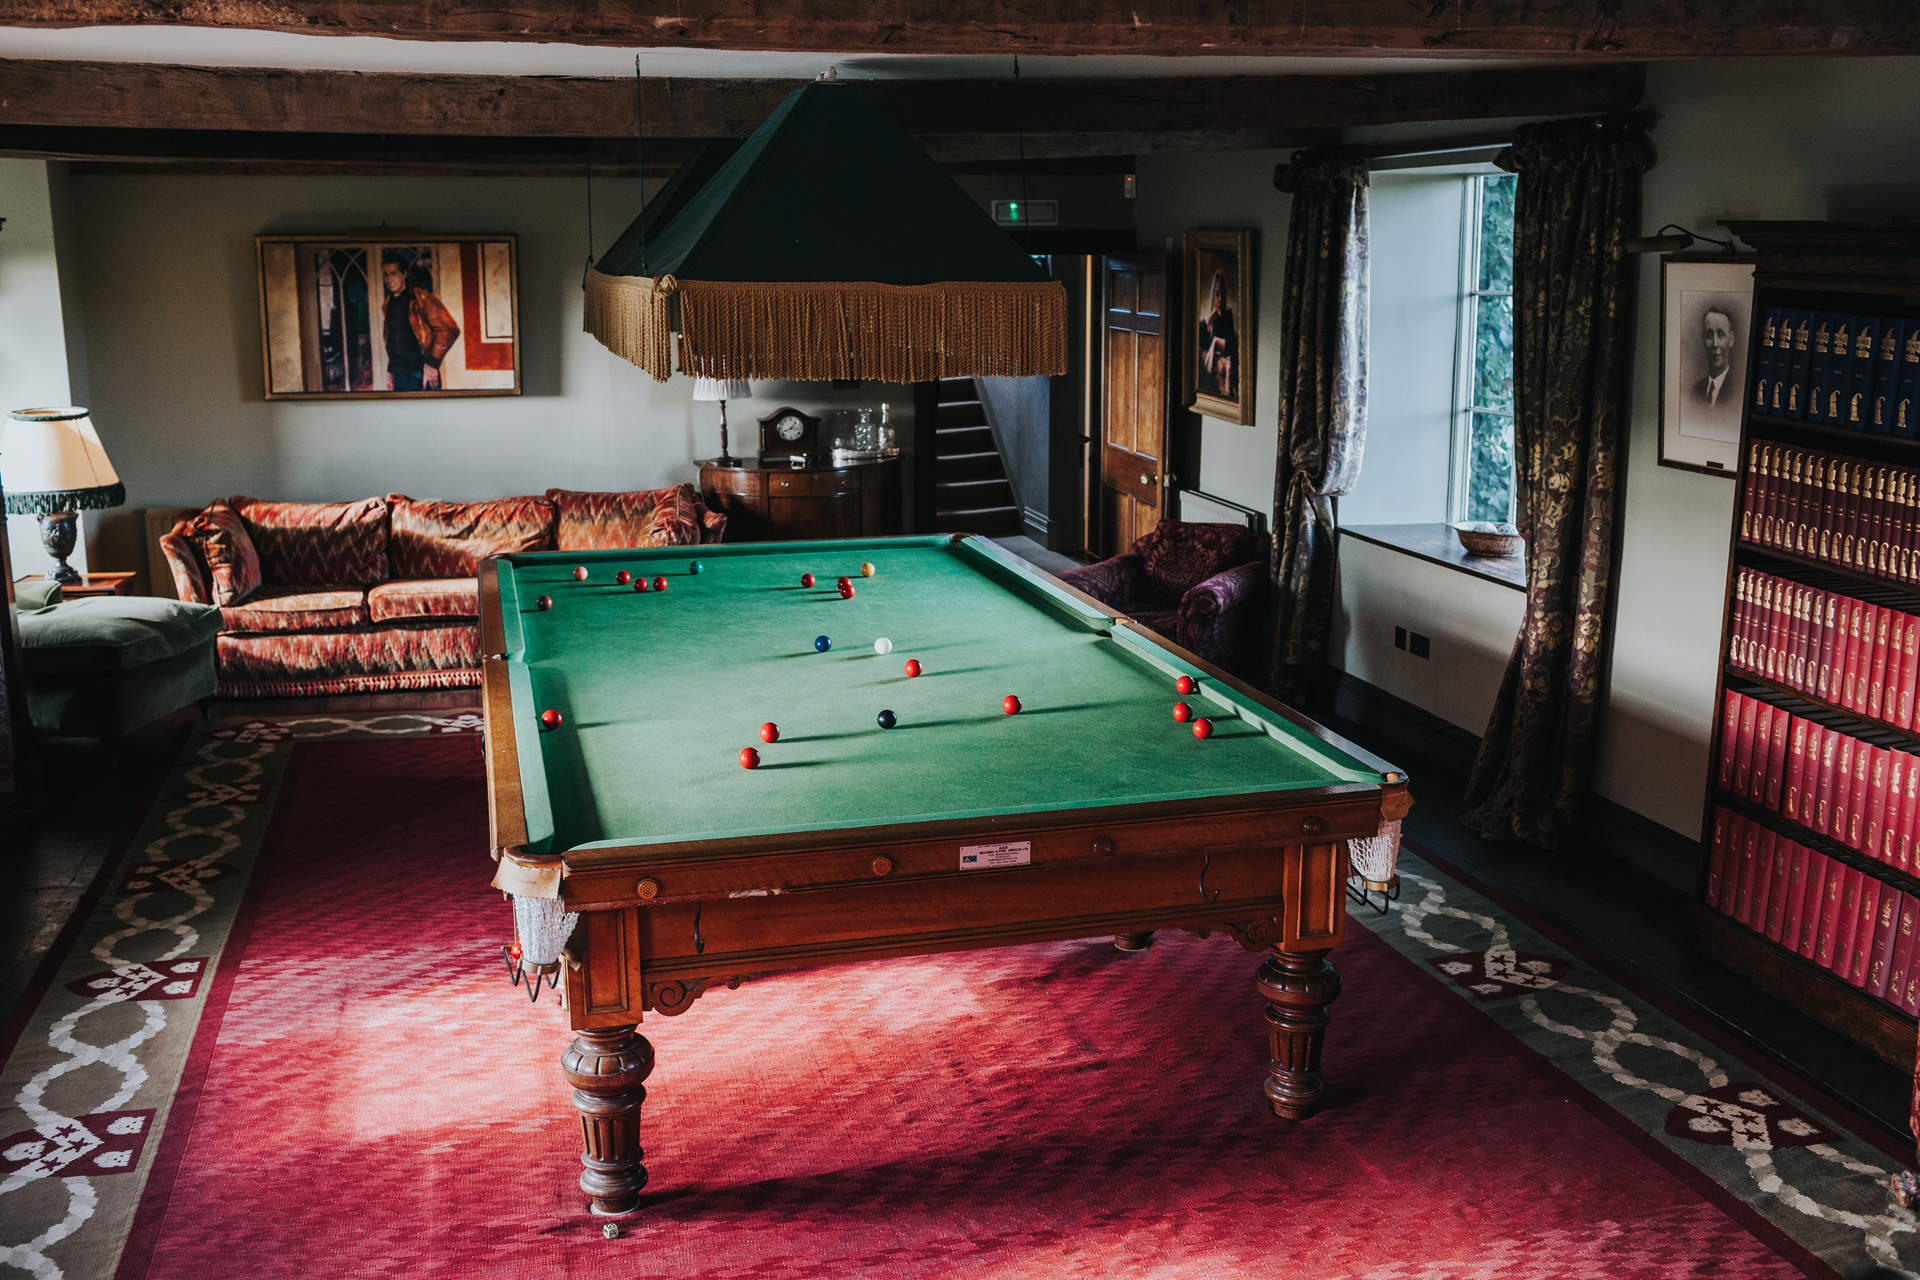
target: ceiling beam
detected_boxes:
[0,61,1645,139]
[0,1,1906,57]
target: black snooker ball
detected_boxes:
[877,709,897,730]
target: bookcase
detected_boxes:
[1691,223,1920,1072]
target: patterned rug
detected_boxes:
[1,715,1916,1278]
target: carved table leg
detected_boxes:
[562,1025,656,1215]
[1254,948,1341,1120]
[1113,931,1154,952]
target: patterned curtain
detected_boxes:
[1461,113,1652,850]
[1267,146,1370,703]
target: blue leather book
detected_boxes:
[1851,316,1883,430]
[1874,319,1906,433]
[1894,325,1920,438]
[1825,314,1853,423]
[1755,307,1782,415]
[1769,309,1797,414]
[1786,311,1814,419]
[1807,313,1835,423]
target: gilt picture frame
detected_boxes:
[1183,229,1255,426]
[256,232,521,400]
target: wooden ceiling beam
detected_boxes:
[0,1,1907,56]
[0,60,1645,139]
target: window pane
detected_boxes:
[1473,292,1514,412]
[1476,174,1516,293]
[1467,411,1514,523]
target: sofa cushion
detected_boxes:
[367,578,480,622]
[1138,521,1266,603]
[220,585,370,633]
[185,501,264,606]
[231,495,390,586]
[548,484,708,550]
[13,578,61,610]
[216,621,481,684]
[17,596,223,676]
[387,494,556,578]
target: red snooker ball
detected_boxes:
[540,708,563,731]
[633,577,649,592]
[1192,718,1214,740]
[615,570,632,585]
[1002,695,1022,715]
[535,595,553,611]
[652,576,668,592]
[1175,675,1197,696]
[572,566,589,581]
[739,746,761,769]
[836,576,852,589]
[840,584,855,599]
[802,573,816,588]
[760,722,780,743]
[1172,701,1192,723]
[904,659,922,678]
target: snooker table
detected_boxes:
[480,534,1410,1216]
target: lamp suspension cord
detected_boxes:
[1015,56,1033,259]
[636,55,646,280]
[581,165,595,289]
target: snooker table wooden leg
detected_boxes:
[562,1025,655,1215]
[1112,932,1155,951]
[1255,948,1342,1120]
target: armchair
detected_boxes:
[1058,521,1271,683]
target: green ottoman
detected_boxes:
[14,582,222,738]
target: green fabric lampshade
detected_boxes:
[2,407,126,515]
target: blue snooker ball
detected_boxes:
[815,635,832,653]
[689,560,704,575]
[877,709,897,730]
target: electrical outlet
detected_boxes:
[1393,626,1407,651]
[1409,633,1431,659]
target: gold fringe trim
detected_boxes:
[584,270,1068,383]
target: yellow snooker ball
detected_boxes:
[860,562,876,577]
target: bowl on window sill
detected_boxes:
[1452,521,1524,558]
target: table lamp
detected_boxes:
[2,407,124,584]
[693,378,751,466]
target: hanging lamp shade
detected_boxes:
[584,82,1067,384]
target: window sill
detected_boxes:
[1339,523,1527,592]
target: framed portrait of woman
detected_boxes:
[1183,229,1255,426]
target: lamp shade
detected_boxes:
[2,407,125,515]
[692,379,751,401]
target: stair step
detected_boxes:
[935,377,977,399]
[935,402,989,429]
[935,452,1007,484]
[936,479,1015,502]
[934,505,1024,537]
[934,425,995,452]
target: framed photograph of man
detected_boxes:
[256,233,520,400]
[1658,255,1755,477]
[1183,230,1255,426]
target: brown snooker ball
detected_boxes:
[535,595,553,611]
[572,566,589,581]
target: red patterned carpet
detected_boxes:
[116,736,1824,1278]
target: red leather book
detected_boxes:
[1717,688,1742,790]
[1763,579,1786,679]
[1734,822,1764,926]
[1814,726,1839,836]
[1763,835,1795,942]
[1784,715,1811,822]
[1800,853,1833,958]
[1901,468,1920,581]
[1706,808,1732,909]
[1763,707,1792,811]
[1864,745,1892,859]
[1818,455,1841,562]
[1894,469,1916,580]
[1885,753,1908,865]
[1898,753,1920,872]
[1826,456,1850,565]
[1830,866,1865,972]
[1851,876,1884,986]
[1791,586,1815,690]
[1749,829,1779,931]
[1816,593,1843,700]
[1869,605,1894,719]
[1761,445,1783,547]
[1896,614,1920,728]
[1906,929,1920,1015]
[1846,739,1875,850]
[1788,452,1810,554]
[1733,694,1760,796]
[1817,860,1851,967]
[1832,732,1857,845]
[1740,442,1763,542]
[1840,600,1866,710]
[1849,460,1871,568]
[1729,570,1750,668]
[1781,842,1811,952]
[1867,466,1891,574]
[1749,704,1779,805]
[1888,893,1918,1007]
[1869,883,1903,997]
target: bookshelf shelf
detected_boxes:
[1725,668,1920,755]
[1747,412,1920,465]
[1735,540,1920,605]
[1713,786,1920,899]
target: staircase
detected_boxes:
[931,378,1022,537]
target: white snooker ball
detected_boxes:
[874,637,893,655]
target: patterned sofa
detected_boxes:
[158,485,725,697]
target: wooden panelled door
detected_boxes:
[1101,253,1171,556]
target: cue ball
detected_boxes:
[1003,695,1022,715]
[535,595,553,611]
[633,577,649,592]
[815,635,832,652]
[572,566,589,581]
[652,576,668,592]
[760,722,779,743]
[877,709,897,730]
[860,562,876,578]
[1172,702,1193,723]
[874,637,893,655]
[690,560,704,575]
[904,659,922,678]
[840,584,855,599]
[1176,675,1197,696]
[1192,718,1214,740]
[540,708,563,731]
[739,747,760,769]
[802,573,816,587]
[615,570,632,585]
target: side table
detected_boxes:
[14,571,136,599]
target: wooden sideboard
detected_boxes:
[700,456,903,542]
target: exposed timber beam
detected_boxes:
[0,1,1907,57]
[0,61,1646,139]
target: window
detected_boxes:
[1452,173,1517,524]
